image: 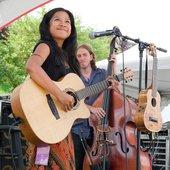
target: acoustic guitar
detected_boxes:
[135,44,162,132]
[11,69,133,145]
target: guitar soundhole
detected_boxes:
[151,98,156,107]
[66,90,77,107]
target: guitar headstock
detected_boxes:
[120,67,134,83]
[148,43,157,57]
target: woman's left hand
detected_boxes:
[107,76,122,92]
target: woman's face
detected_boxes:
[49,11,71,46]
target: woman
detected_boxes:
[25,7,79,170]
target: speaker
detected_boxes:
[0,101,27,169]
[0,101,14,125]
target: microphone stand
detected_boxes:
[136,41,147,170]
[119,35,167,53]
[112,31,167,170]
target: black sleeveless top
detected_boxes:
[34,40,73,81]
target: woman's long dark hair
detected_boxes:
[39,7,80,75]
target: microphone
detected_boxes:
[89,28,121,39]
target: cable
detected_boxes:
[8,118,22,170]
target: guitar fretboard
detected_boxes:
[76,79,110,100]
[76,74,121,100]
[152,55,158,98]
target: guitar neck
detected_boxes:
[76,73,122,100]
[152,56,158,98]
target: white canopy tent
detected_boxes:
[0,0,53,30]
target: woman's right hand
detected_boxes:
[57,91,74,112]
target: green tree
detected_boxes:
[0,9,46,92]
[0,8,110,93]
[76,17,110,61]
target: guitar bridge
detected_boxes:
[46,94,60,119]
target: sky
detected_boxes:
[45,0,169,60]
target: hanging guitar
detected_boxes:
[11,69,133,145]
[135,43,162,132]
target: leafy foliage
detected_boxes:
[0,8,110,93]
[76,17,110,61]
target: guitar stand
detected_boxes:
[0,124,25,170]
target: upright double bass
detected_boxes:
[83,36,152,170]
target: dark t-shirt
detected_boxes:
[34,40,72,81]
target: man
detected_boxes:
[71,44,121,170]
